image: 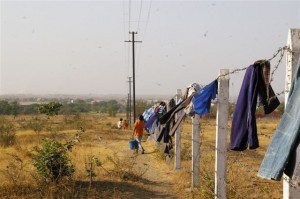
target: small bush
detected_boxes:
[32,138,75,183]
[32,128,84,183]
[0,119,16,147]
[85,155,102,186]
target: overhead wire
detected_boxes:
[124,0,153,90]
[137,0,143,32]
[136,0,153,81]
[142,0,153,41]
[128,0,131,32]
[123,0,131,95]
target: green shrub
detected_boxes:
[32,138,75,183]
[32,128,84,183]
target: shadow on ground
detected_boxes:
[74,180,177,199]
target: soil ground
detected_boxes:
[95,133,180,199]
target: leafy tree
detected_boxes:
[38,102,62,116]
[0,100,12,115]
[10,101,20,118]
[136,100,150,116]
[21,104,40,115]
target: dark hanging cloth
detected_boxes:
[158,84,200,156]
[164,137,173,155]
[168,98,176,110]
[168,111,186,136]
[230,60,280,151]
[157,123,171,143]
[159,93,196,125]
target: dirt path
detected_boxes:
[102,135,179,199]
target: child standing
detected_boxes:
[117,118,123,129]
[133,115,145,154]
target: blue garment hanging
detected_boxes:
[192,80,218,115]
[145,112,158,133]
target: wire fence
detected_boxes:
[151,46,298,198]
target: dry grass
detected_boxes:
[0,114,283,198]
[171,116,282,198]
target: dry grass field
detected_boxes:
[0,113,283,198]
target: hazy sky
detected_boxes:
[1,0,300,98]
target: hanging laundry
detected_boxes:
[157,83,201,156]
[168,81,217,137]
[183,83,202,99]
[159,83,201,125]
[145,112,158,133]
[230,60,280,151]
[193,80,218,115]
[142,107,155,122]
[258,58,300,181]
[155,101,167,118]
[168,98,176,110]
[143,101,166,134]
[168,111,186,136]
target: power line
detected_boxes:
[122,0,131,79]
[136,0,153,77]
[137,0,143,32]
[128,0,131,31]
[143,0,152,40]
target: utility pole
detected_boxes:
[127,77,132,128]
[125,32,142,123]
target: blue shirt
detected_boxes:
[192,80,218,115]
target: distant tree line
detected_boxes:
[0,99,285,117]
[0,100,127,116]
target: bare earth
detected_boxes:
[98,133,180,199]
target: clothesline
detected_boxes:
[216,46,291,81]
[143,45,290,157]
[165,46,290,103]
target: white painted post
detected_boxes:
[284,28,300,199]
[166,102,171,165]
[174,89,182,170]
[192,114,200,187]
[215,69,229,199]
[152,125,158,145]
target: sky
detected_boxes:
[1,0,300,98]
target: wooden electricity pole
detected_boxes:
[127,77,132,127]
[125,32,142,123]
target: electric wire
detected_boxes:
[122,0,131,93]
[136,0,153,80]
[128,0,131,32]
[137,0,143,32]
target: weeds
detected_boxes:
[106,153,149,181]
[85,155,102,186]
[0,154,29,186]
[0,118,16,147]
